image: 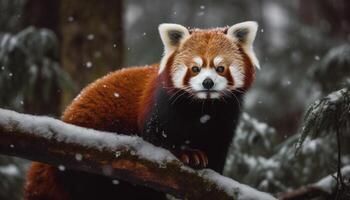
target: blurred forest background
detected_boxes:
[0,0,349,199]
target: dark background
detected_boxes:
[0,0,349,199]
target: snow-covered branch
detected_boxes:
[279,166,350,200]
[0,108,275,200]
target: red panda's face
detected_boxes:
[159,22,259,100]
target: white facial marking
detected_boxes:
[159,23,190,54]
[229,65,245,88]
[159,53,171,74]
[193,56,203,66]
[210,92,220,99]
[227,21,260,69]
[189,68,228,99]
[158,23,190,74]
[197,92,207,99]
[172,64,188,88]
[213,56,223,66]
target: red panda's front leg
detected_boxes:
[173,148,208,169]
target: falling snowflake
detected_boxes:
[75,154,83,161]
[161,131,167,138]
[200,114,211,124]
[283,80,291,86]
[314,55,320,61]
[94,51,101,58]
[58,165,66,171]
[86,61,92,68]
[87,34,95,40]
[112,179,120,185]
[114,92,120,98]
[115,151,121,158]
[198,11,205,16]
[68,16,74,22]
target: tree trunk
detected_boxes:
[60,0,124,90]
[22,0,61,37]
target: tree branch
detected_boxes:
[0,108,275,200]
[278,186,330,200]
[278,166,350,200]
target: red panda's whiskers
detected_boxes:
[170,90,188,106]
[224,89,242,110]
[168,86,190,99]
[219,92,229,104]
[185,88,205,104]
[233,94,242,111]
[233,88,246,95]
[169,86,192,105]
[169,90,185,104]
[188,93,197,104]
[221,90,232,103]
[226,85,245,94]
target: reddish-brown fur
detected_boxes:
[24,28,256,200]
[63,65,159,133]
[25,163,70,200]
[170,29,255,91]
[24,65,160,199]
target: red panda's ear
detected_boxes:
[227,21,260,69]
[158,23,190,54]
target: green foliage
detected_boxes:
[0,27,77,200]
[0,6,76,199]
[225,43,350,194]
[0,27,76,112]
[311,45,350,94]
[224,113,343,194]
[224,113,284,193]
[297,88,350,152]
[0,0,25,33]
[0,156,27,200]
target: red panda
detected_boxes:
[24,22,259,200]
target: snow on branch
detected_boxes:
[297,88,350,151]
[279,165,350,200]
[0,108,275,200]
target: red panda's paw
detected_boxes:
[175,149,208,169]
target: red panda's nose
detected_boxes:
[202,78,214,89]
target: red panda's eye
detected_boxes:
[216,66,225,73]
[191,66,201,73]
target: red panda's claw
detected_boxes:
[180,154,190,164]
[176,149,208,169]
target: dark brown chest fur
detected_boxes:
[141,87,243,173]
